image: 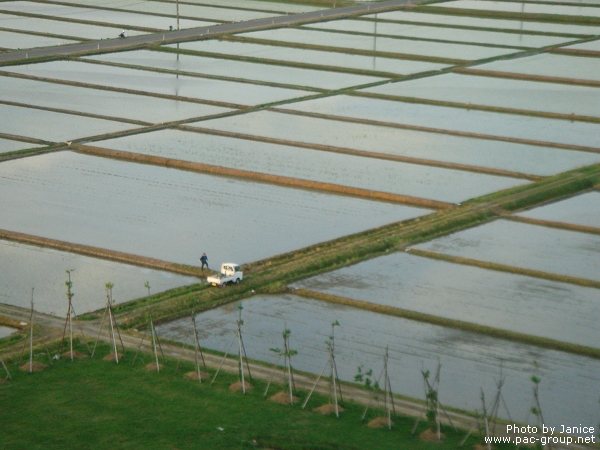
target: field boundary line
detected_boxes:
[407,248,600,289]
[506,215,600,235]
[455,67,600,88]
[74,143,453,210]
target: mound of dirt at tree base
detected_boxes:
[62,350,87,359]
[229,381,253,392]
[368,416,394,428]
[19,361,47,372]
[184,371,210,381]
[314,403,345,415]
[419,428,446,442]
[102,353,123,361]
[269,391,299,405]
[145,362,165,372]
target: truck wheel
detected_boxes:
[235,279,240,285]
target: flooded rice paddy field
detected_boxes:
[281,95,600,148]
[416,219,600,282]
[0,103,137,142]
[475,53,600,82]
[169,39,449,75]
[0,13,147,40]
[304,19,571,48]
[196,110,600,175]
[517,191,600,228]
[0,1,215,30]
[240,28,516,60]
[2,60,312,106]
[85,50,385,91]
[0,326,17,339]
[156,294,600,430]
[363,73,600,118]
[0,240,198,316]
[0,138,40,154]
[432,0,600,18]
[566,38,600,52]
[97,128,527,203]
[292,252,600,348]
[168,0,323,14]
[0,151,430,266]
[371,10,600,35]
[0,29,77,49]
[0,76,231,124]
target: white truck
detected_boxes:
[207,263,243,287]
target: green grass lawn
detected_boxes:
[0,343,505,450]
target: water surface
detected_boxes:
[306,19,569,47]
[0,325,17,340]
[0,76,230,124]
[0,138,41,154]
[0,29,76,49]
[293,252,600,347]
[0,151,430,266]
[416,219,600,282]
[0,240,198,316]
[157,294,600,431]
[433,0,600,17]
[566,39,600,52]
[85,50,385,90]
[517,191,600,228]
[0,103,137,142]
[196,110,600,176]
[3,60,312,106]
[98,128,527,203]
[282,95,600,148]
[363,73,600,117]
[242,27,516,60]
[170,39,449,75]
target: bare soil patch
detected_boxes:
[0,377,9,384]
[184,371,210,381]
[62,350,87,359]
[229,381,253,392]
[19,361,47,372]
[145,362,164,372]
[419,428,446,442]
[367,416,394,428]
[103,353,123,361]
[314,403,345,415]
[269,391,299,405]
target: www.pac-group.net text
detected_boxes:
[484,424,596,446]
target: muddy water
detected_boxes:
[196,110,600,176]
[433,0,600,17]
[373,10,600,35]
[363,73,600,118]
[476,53,600,82]
[0,76,230,124]
[0,1,214,30]
[292,252,600,348]
[0,151,429,266]
[156,294,600,431]
[305,20,569,48]
[0,103,137,142]
[242,28,514,60]
[517,191,600,228]
[417,219,600,282]
[0,240,198,316]
[0,325,17,339]
[169,40,449,75]
[0,13,146,40]
[85,50,385,90]
[97,128,527,204]
[281,95,600,148]
[0,29,76,49]
[0,138,41,154]
[2,60,312,106]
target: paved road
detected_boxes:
[0,0,419,63]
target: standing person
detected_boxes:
[200,253,209,270]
